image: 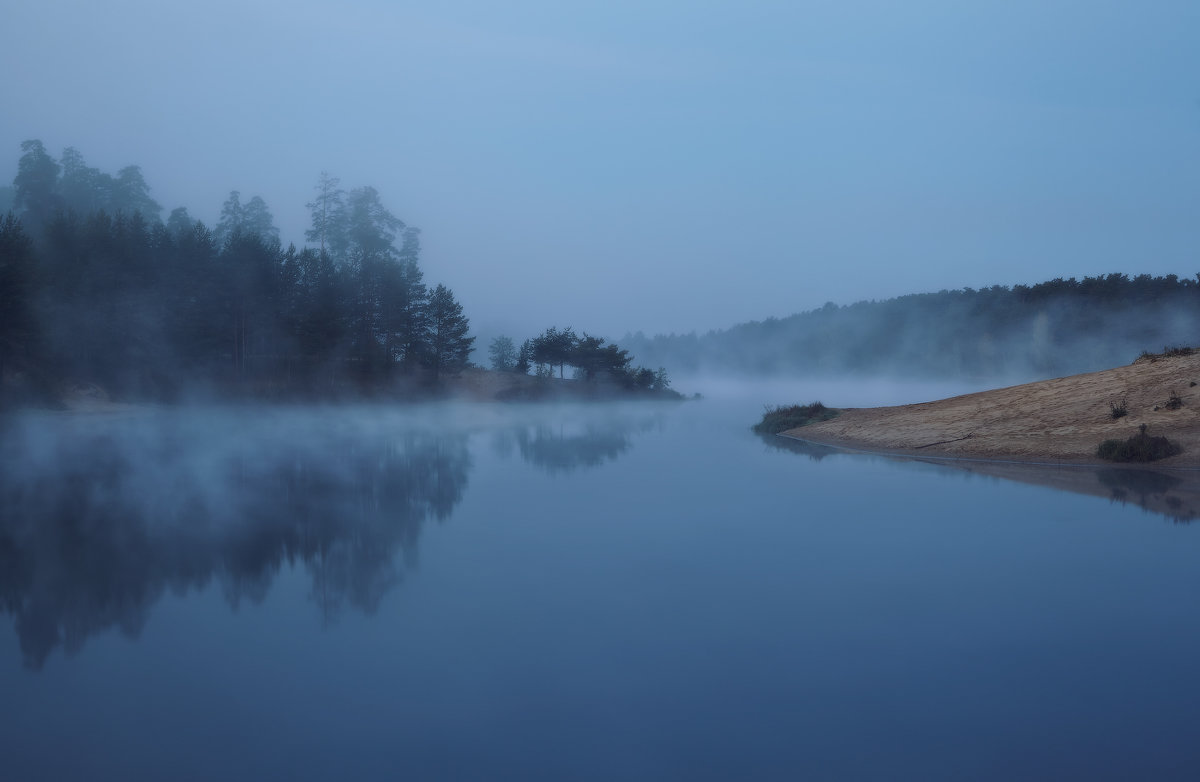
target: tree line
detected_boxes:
[488,327,672,393]
[623,274,1200,380]
[0,140,473,402]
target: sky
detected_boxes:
[2,0,1198,342]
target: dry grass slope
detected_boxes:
[789,350,1200,466]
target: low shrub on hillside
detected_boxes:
[1137,346,1195,362]
[753,402,840,435]
[1097,425,1183,463]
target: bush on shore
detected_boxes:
[753,402,840,435]
[1097,425,1183,463]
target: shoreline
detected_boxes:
[2,366,685,412]
[778,432,1200,472]
[782,352,1200,469]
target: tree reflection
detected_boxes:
[505,413,660,475]
[0,412,470,669]
[755,431,840,461]
[0,405,658,669]
[1097,469,1197,522]
[760,429,1200,523]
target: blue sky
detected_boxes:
[2,0,1198,340]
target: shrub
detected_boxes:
[1138,346,1195,362]
[753,402,840,435]
[1109,399,1127,419]
[1166,390,1183,410]
[1097,425,1183,463]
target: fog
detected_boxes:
[5,393,1197,678]
[9,396,1200,781]
[7,7,1200,775]
[625,277,1200,383]
[3,1,1198,340]
[0,402,668,669]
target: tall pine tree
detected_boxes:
[425,284,473,380]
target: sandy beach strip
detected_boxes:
[786,352,1200,468]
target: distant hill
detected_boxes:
[624,274,1200,380]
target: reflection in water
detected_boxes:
[0,411,471,669]
[514,422,633,474]
[1095,469,1197,521]
[0,406,659,669]
[768,432,1200,523]
[492,409,664,475]
[516,424,631,474]
[756,432,840,462]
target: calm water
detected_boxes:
[3,394,1200,781]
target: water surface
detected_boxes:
[3,397,1199,780]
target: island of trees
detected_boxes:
[484,327,674,399]
[0,140,673,406]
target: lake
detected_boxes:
[3,389,1200,781]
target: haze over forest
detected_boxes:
[2,1,1198,342]
[2,139,1198,405]
[0,141,684,403]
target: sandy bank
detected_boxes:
[787,352,1200,467]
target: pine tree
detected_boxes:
[242,196,279,242]
[113,165,161,223]
[13,140,61,233]
[305,172,345,258]
[425,284,473,380]
[214,190,244,247]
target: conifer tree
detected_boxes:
[425,284,473,380]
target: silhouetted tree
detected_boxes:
[215,190,278,247]
[214,190,244,247]
[165,207,194,238]
[58,147,113,215]
[242,196,279,242]
[112,166,161,223]
[379,255,427,368]
[305,171,345,257]
[425,284,473,380]
[516,338,533,375]
[13,140,61,233]
[571,332,631,381]
[388,228,428,369]
[532,326,577,379]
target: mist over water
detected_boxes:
[5,398,1200,780]
[4,1,1199,777]
[682,374,997,408]
[0,403,664,669]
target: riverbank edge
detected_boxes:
[777,431,1200,472]
[2,366,687,412]
[777,351,1200,468]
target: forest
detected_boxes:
[5,138,1195,403]
[0,140,477,403]
[624,274,1200,380]
[0,141,679,406]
